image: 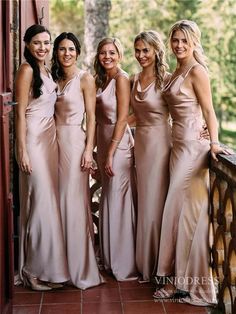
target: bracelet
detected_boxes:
[210,141,220,146]
[111,138,120,143]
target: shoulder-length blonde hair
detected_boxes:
[94,37,123,89]
[168,20,208,71]
[134,30,168,90]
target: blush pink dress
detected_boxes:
[96,70,138,281]
[130,74,171,281]
[18,71,69,284]
[157,64,217,305]
[55,71,104,289]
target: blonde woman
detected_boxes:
[130,31,171,283]
[155,20,230,305]
[94,38,138,281]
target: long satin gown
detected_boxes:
[55,71,104,289]
[157,64,217,305]
[96,70,138,281]
[130,74,171,281]
[18,72,69,283]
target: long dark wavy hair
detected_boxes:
[134,30,168,90]
[94,37,123,90]
[51,32,81,81]
[23,24,51,98]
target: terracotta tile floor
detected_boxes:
[13,272,222,314]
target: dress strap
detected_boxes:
[77,69,86,79]
[133,73,139,82]
[184,63,199,78]
[113,69,129,80]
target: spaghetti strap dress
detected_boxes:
[55,71,104,289]
[96,70,138,281]
[130,74,171,281]
[157,64,217,305]
[18,71,69,284]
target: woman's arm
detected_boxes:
[128,75,136,127]
[105,74,130,177]
[81,71,96,171]
[191,66,230,161]
[128,113,136,127]
[15,63,33,174]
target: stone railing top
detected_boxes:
[210,152,236,187]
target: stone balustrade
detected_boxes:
[210,153,236,314]
[90,151,236,313]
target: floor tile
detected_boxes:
[12,272,219,314]
[205,307,223,314]
[82,302,122,314]
[99,273,119,288]
[13,292,42,305]
[62,284,81,291]
[41,303,81,314]
[119,280,154,289]
[120,287,154,301]
[14,286,38,293]
[163,301,208,313]
[42,290,81,304]
[82,287,120,302]
[123,301,165,314]
[13,305,40,314]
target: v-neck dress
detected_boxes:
[18,71,69,284]
[130,73,171,281]
[96,70,138,281]
[55,71,104,289]
[157,64,217,305]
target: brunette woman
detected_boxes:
[15,25,69,291]
[51,32,104,289]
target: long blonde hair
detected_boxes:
[134,30,168,90]
[94,37,123,89]
[169,20,208,71]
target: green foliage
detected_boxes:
[50,0,84,41]
[50,0,236,148]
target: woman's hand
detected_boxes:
[104,154,115,177]
[17,150,32,174]
[81,149,93,172]
[210,143,234,161]
[199,124,209,140]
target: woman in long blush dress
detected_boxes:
[94,38,138,281]
[155,20,231,305]
[51,32,104,289]
[130,31,171,283]
[15,25,69,291]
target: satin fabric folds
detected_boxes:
[55,71,103,289]
[130,74,171,281]
[96,70,138,281]
[18,73,69,283]
[157,65,217,306]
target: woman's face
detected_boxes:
[98,43,120,71]
[27,32,51,63]
[171,29,194,60]
[57,39,78,67]
[134,39,156,69]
